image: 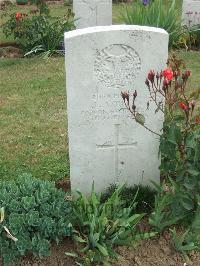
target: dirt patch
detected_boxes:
[114,231,200,266]
[20,238,77,266]
[55,178,71,192]
[0,46,22,58]
[16,231,200,266]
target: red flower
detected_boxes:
[15,12,22,20]
[179,102,188,111]
[196,117,200,125]
[147,70,155,83]
[162,68,173,81]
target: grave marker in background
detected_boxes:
[73,0,112,29]
[65,25,169,194]
[182,0,200,27]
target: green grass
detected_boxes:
[0,58,69,181]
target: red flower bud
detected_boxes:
[121,91,129,102]
[147,70,155,83]
[196,117,200,125]
[179,102,189,111]
[190,100,195,109]
[185,70,191,78]
[133,90,137,99]
[182,70,191,81]
[162,78,169,91]
[145,78,150,88]
[15,12,22,20]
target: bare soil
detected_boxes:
[17,232,200,266]
[1,219,199,265]
[0,46,22,58]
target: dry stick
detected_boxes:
[149,92,164,113]
[151,83,165,113]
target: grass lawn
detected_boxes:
[0,0,199,182]
[0,58,69,181]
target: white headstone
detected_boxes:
[73,0,112,29]
[65,25,169,194]
[182,0,200,27]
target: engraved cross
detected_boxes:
[96,124,137,180]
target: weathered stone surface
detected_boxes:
[73,0,112,29]
[182,0,200,27]
[65,25,169,194]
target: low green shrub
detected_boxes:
[30,0,50,15]
[120,0,184,48]
[16,0,28,5]
[188,24,200,49]
[121,53,200,256]
[149,183,186,232]
[67,184,156,265]
[2,9,75,56]
[0,174,72,265]
[101,184,156,214]
[170,196,200,259]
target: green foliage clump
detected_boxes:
[67,184,156,265]
[16,0,28,5]
[30,0,50,15]
[2,8,75,56]
[170,195,200,259]
[121,53,200,256]
[178,24,200,50]
[101,184,156,214]
[0,174,72,265]
[120,0,184,48]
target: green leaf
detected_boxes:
[181,197,194,211]
[0,207,5,223]
[135,113,145,125]
[96,243,109,257]
[187,169,200,176]
[73,235,86,243]
[65,252,78,258]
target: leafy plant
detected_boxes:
[30,0,49,15]
[122,54,200,226]
[170,199,200,259]
[0,174,73,265]
[120,0,184,48]
[148,183,184,232]
[170,228,198,260]
[2,9,75,55]
[101,183,156,214]
[67,184,156,265]
[16,0,28,5]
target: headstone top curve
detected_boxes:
[64,25,168,40]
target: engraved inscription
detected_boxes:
[81,92,150,122]
[129,31,151,41]
[94,44,141,90]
